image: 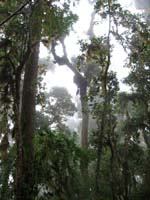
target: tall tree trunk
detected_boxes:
[15,1,42,199]
[75,75,89,199]
[95,7,111,194]
[73,73,89,149]
[80,85,89,149]
[95,99,106,196]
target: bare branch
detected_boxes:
[51,40,83,79]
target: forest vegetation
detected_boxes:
[0,0,150,200]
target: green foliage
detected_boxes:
[42,0,78,44]
[34,128,82,200]
[0,145,16,200]
[36,86,77,131]
[1,0,150,200]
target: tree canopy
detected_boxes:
[0,0,150,200]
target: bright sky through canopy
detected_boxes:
[39,0,135,96]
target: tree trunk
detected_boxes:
[80,85,89,149]
[95,103,106,196]
[15,1,42,199]
[73,73,89,149]
[95,72,108,197]
[75,75,89,199]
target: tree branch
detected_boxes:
[51,40,84,80]
[0,0,32,27]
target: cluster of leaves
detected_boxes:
[42,0,78,42]
[34,128,82,200]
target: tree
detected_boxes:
[0,0,77,199]
[0,0,150,199]
[34,128,82,200]
[51,0,97,150]
[16,1,43,199]
[123,19,150,198]
[36,86,77,131]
